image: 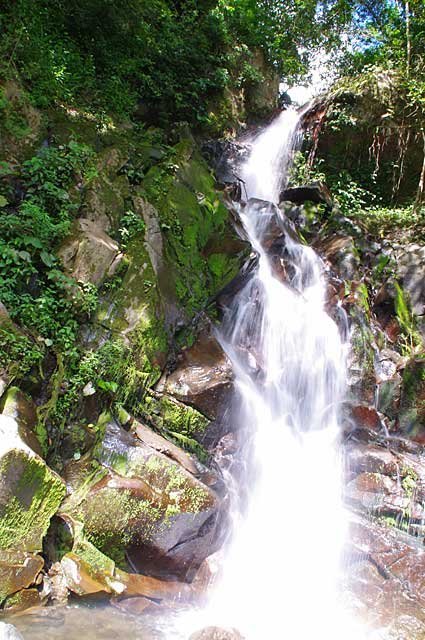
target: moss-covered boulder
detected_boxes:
[140,393,211,453]
[1,387,42,456]
[81,154,130,233]
[142,137,247,318]
[0,414,66,605]
[60,418,222,581]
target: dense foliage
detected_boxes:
[0,0,384,126]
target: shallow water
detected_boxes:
[7,602,178,640]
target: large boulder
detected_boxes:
[0,414,66,605]
[158,321,233,422]
[60,533,192,602]
[81,170,130,234]
[57,218,122,286]
[279,182,333,209]
[60,418,223,582]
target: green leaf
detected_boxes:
[22,236,43,249]
[40,251,55,267]
[0,195,8,207]
[97,379,119,393]
[17,251,32,262]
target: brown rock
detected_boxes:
[159,322,233,421]
[348,516,425,606]
[45,562,69,605]
[0,551,44,603]
[315,234,359,280]
[349,405,382,432]
[132,420,200,477]
[61,540,193,603]
[57,218,121,286]
[3,588,41,613]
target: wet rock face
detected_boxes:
[346,516,425,638]
[344,439,425,534]
[159,321,233,422]
[202,140,249,189]
[245,198,299,252]
[315,234,360,281]
[61,420,223,582]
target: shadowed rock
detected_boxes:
[279,182,333,209]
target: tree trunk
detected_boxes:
[405,0,412,77]
[415,130,425,208]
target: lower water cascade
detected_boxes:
[181,108,366,639]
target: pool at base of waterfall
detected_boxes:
[5,586,425,640]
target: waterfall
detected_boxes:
[179,108,365,640]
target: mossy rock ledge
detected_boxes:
[59,415,224,584]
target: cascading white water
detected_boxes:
[177,108,367,640]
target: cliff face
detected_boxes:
[0,80,253,612]
[303,69,425,205]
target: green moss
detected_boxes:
[141,138,241,316]
[72,535,116,576]
[159,396,209,436]
[135,393,210,457]
[72,486,163,565]
[0,450,65,552]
